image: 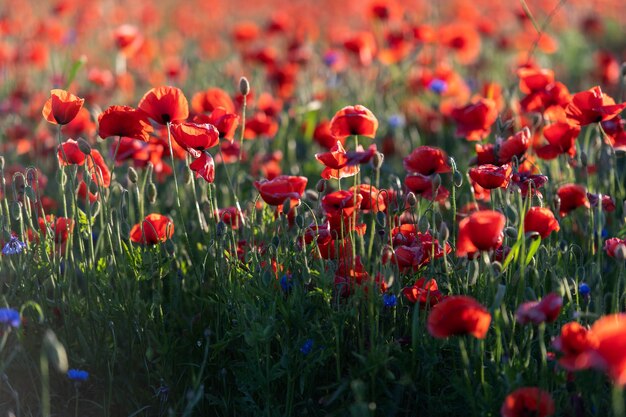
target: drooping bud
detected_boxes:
[77,138,92,156]
[316,179,326,193]
[127,167,138,184]
[147,183,157,204]
[372,152,384,169]
[406,192,417,207]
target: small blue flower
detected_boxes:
[280,274,293,293]
[300,339,314,355]
[383,294,397,307]
[601,228,609,239]
[2,236,26,256]
[67,369,89,382]
[323,51,339,67]
[428,79,448,95]
[387,114,405,129]
[579,283,591,297]
[0,308,20,328]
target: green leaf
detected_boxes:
[525,237,542,266]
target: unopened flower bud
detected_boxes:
[406,192,417,207]
[183,168,192,185]
[431,173,441,191]
[418,216,430,232]
[239,77,250,96]
[580,151,588,167]
[216,221,226,237]
[282,198,292,215]
[77,138,92,156]
[147,183,157,204]
[127,167,138,184]
[453,170,464,188]
[316,179,326,193]
[372,152,384,169]
[0,156,6,170]
[615,244,626,262]
[505,227,518,240]
[439,222,449,241]
[304,189,319,201]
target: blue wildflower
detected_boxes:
[383,294,397,307]
[323,51,339,67]
[0,308,20,328]
[67,369,89,382]
[579,283,591,297]
[428,79,448,94]
[300,339,314,355]
[387,114,405,129]
[280,274,293,293]
[2,236,26,256]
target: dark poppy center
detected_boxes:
[162,114,171,123]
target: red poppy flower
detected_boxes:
[254,175,307,206]
[469,164,512,189]
[57,139,86,166]
[98,105,153,142]
[329,105,378,139]
[403,146,451,175]
[189,152,215,183]
[602,117,626,151]
[565,86,626,126]
[402,277,443,307]
[192,107,239,141]
[552,322,598,371]
[217,207,243,230]
[315,141,359,180]
[322,190,365,233]
[405,174,434,195]
[498,128,531,164]
[129,213,174,245]
[587,193,616,212]
[500,387,555,417]
[517,67,555,94]
[515,293,563,325]
[475,143,497,165]
[349,184,386,213]
[312,120,342,149]
[38,215,75,253]
[524,207,560,239]
[62,108,96,138]
[86,150,111,187]
[138,86,189,125]
[450,98,498,141]
[439,23,481,65]
[511,173,548,197]
[457,210,505,257]
[170,122,219,154]
[343,31,377,67]
[605,238,626,258]
[303,222,353,260]
[556,184,590,216]
[191,88,235,114]
[42,89,84,125]
[535,122,580,160]
[583,313,626,385]
[77,181,98,204]
[244,112,279,139]
[390,245,425,272]
[427,295,491,339]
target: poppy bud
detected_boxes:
[406,192,417,207]
[24,185,36,201]
[183,168,192,185]
[316,179,326,193]
[295,214,304,228]
[615,244,626,261]
[147,183,157,204]
[431,173,441,191]
[77,138,92,156]
[121,222,131,237]
[418,216,430,232]
[372,152,384,169]
[216,221,226,237]
[10,201,22,221]
[453,170,464,187]
[304,190,319,201]
[505,227,518,240]
[0,156,4,170]
[439,222,449,241]
[239,77,250,96]
[553,195,561,216]
[580,151,588,167]
[376,211,386,227]
[282,198,292,215]
[127,167,138,184]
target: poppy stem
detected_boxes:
[166,122,193,248]
[613,385,625,417]
[108,135,123,183]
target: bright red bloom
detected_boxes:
[254,175,307,206]
[129,214,174,245]
[391,245,425,272]
[170,122,219,154]
[456,210,505,257]
[605,237,626,258]
[565,86,626,126]
[405,174,434,195]
[517,67,555,94]
[402,278,443,307]
[515,293,563,325]
[192,107,239,141]
[138,86,189,125]
[77,181,98,204]
[469,164,512,189]
[552,322,598,371]
[98,105,153,141]
[535,122,580,160]
[315,141,359,180]
[450,98,498,141]
[191,88,235,114]
[349,184,386,213]
[403,146,450,175]
[475,143,497,165]
[498,128,531,164]
[580,314,626,385]
[189,152,215,183]
[42,89,84,125]
[556,184,590,217]
[329,105,378,139]
[588,193,616,212]
[524,207,560,239]
[244,112,278,139]
[86,150,111,187]
[511,173,549,197]
[62,108,96,138]
[427,295,491,339]
[313,120,343,149]
[57,139,86,166]
[500,387,555,417]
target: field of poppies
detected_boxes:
[1,0,626,416]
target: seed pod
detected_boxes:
[127,167,138,184]
[147,183,157,204]
[372,152,384,169]
[406,192,417,207]
[77,138,92,156]
[239,76,250,96]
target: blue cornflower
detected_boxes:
[300,339,314,355]
[428,79,448,94]
[383,294,397,307]
[323,51,339,67]
[67,369,89,382]
[280,274,293,293]
[0,308,20,328]
[2,236,26,256]
[388,114,405,129]
[579,283,591,297]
